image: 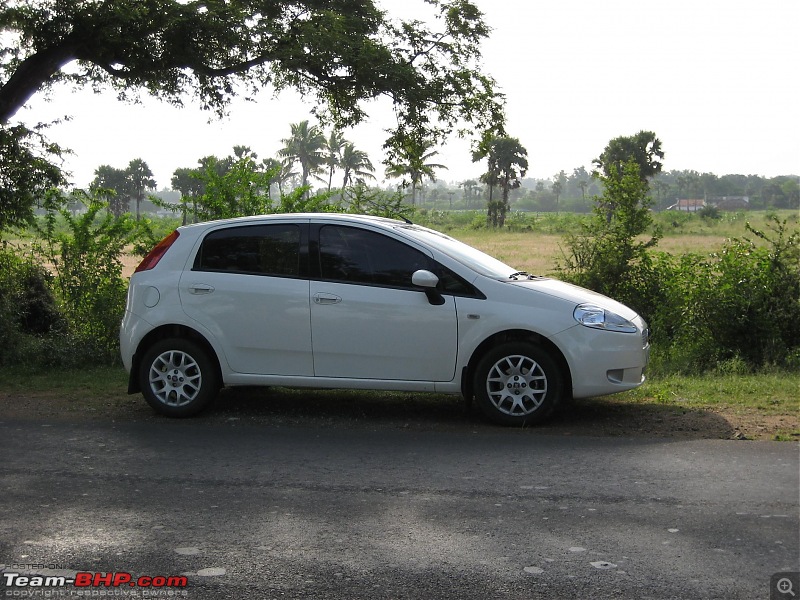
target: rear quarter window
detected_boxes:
[194,224,301,277]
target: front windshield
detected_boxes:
[396,224,516,278]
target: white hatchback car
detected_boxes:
[121,213,649,425]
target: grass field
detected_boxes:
[446,209,799,275]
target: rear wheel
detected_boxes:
[139,338,219,417]
[473,342,562,426]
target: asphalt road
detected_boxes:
[0,415,797,600]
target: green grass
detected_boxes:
[0,366,796,441]
[624,371,800,415]
[0,365,128,397]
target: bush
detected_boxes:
[0,244,66,365]
[31,189,144,364]
[640,216,800,372]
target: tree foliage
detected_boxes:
[472,136,528,227]
[592,130,664,182]
[0,0,504,138]
[384,133,446,205]
[279,120,326,196]
[0,123,65,232]
[557,159,661,306]
[91,159,156,219]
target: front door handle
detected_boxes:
[313,292,342,305]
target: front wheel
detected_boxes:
[139,338,219,417]
[473,342,562,426]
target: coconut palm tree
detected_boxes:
[321,130,346,193]
[279,120,326,197]
[383,137,446,205]
[340,143,375,195]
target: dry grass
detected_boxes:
[450,231,738,275]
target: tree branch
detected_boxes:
[0,37,80,124]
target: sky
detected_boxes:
[13,0,800,190]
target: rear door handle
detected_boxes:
[313,292,342,305]
[188,284,215,295]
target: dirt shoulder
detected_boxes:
[1,386,796,441]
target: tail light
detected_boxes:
[134,230,180,273]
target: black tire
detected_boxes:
[473,342,562,426]
[139,338,219,417]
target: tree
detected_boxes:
[0,0,504,141]
[593,131,664,222]
[126,159,156,221]
[191,155,273,221]
[0,124,64,232]
[321,130,346,193]
[384,134,446,205]
[558,159,661,309]
[171,167,204,225]
[91,165,130,217]
[459,179,480,208]
[339,143,375,196]
[570,167,591,202]
[472,136,528,227]
[279,120,326,197]
[552,170,567,212]
[592,131,664,183]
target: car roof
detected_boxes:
[177,213,408,232]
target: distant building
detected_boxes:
[667,198,706,212]
[709,196,750,210]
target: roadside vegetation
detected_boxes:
[1,2,797,437]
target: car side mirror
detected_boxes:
[412,270,445,306]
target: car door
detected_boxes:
[309,223,458,382]
[179,223,313,376]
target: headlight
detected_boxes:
[573,303,638,333]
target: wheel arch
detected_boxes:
[463,329,573,401]
[127,324,223,394]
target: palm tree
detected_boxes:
[459,179,479,208]
[126,158,156,221]
[321,130,346,193]
[92,165,130,217]
[473,137,528,227]
[279,120,326,197]
[232,145,257,160]
[340,143,375,195]
[383,136,446,205]
[171,167,204,225]
[593,130,664,183]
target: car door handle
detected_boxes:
[188,284,215,295]
[313,292,342,305]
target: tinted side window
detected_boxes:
[319,226,430,288]
[195,224,300,276]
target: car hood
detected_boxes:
[506,277,640,321]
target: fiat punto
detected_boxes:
[120,213,649,425]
